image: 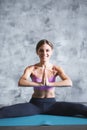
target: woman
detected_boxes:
[0,39,87,118]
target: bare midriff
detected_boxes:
[32,88,55,98]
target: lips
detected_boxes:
[41,56,48,59]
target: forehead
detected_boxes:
[38,43,52,49]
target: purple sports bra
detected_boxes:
[31,75,56,90]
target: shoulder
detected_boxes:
[24,65,36,73]
[24,63,41,72]
[52,65,65,74]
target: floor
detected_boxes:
[0,125,87,130]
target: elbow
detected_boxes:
[68,79,73,87]
[18,78,28,87]
[64,78,73,87]
[18,80,21,87]
[18,79,22,87]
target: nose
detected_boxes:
[43,50,47,55]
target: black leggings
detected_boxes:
[0,98,87,118]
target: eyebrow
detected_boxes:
[39,48,50,51]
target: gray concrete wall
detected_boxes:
[0,0,87,107]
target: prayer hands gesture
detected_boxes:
[41,65,49,86]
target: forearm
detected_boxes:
[49,79,72,87]
[18,78,42,87]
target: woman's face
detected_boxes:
[37,43,53,62]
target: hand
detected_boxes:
[41,65,49,86]
[41,65,46,86]
[44,68,49,86]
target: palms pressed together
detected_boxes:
[41,65,49,86]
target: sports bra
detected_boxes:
[31,75,56,90]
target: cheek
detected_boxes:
[49,51,53,56]
[36,52,42,57]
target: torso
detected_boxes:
[30,63,58,98]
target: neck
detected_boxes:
[39,61,51,67]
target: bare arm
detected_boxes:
[18,66,42,87]
[45,66,72,87]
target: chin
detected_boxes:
[41,59,48,62]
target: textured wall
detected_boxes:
[0,0,87,107]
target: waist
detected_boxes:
[30,97,56,103]
[33,86,54,90]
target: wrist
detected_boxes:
[47,82,53,87]
[39,82,44,86]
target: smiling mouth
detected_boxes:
[41,56,48,58]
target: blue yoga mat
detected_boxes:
[0,115,87,126]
